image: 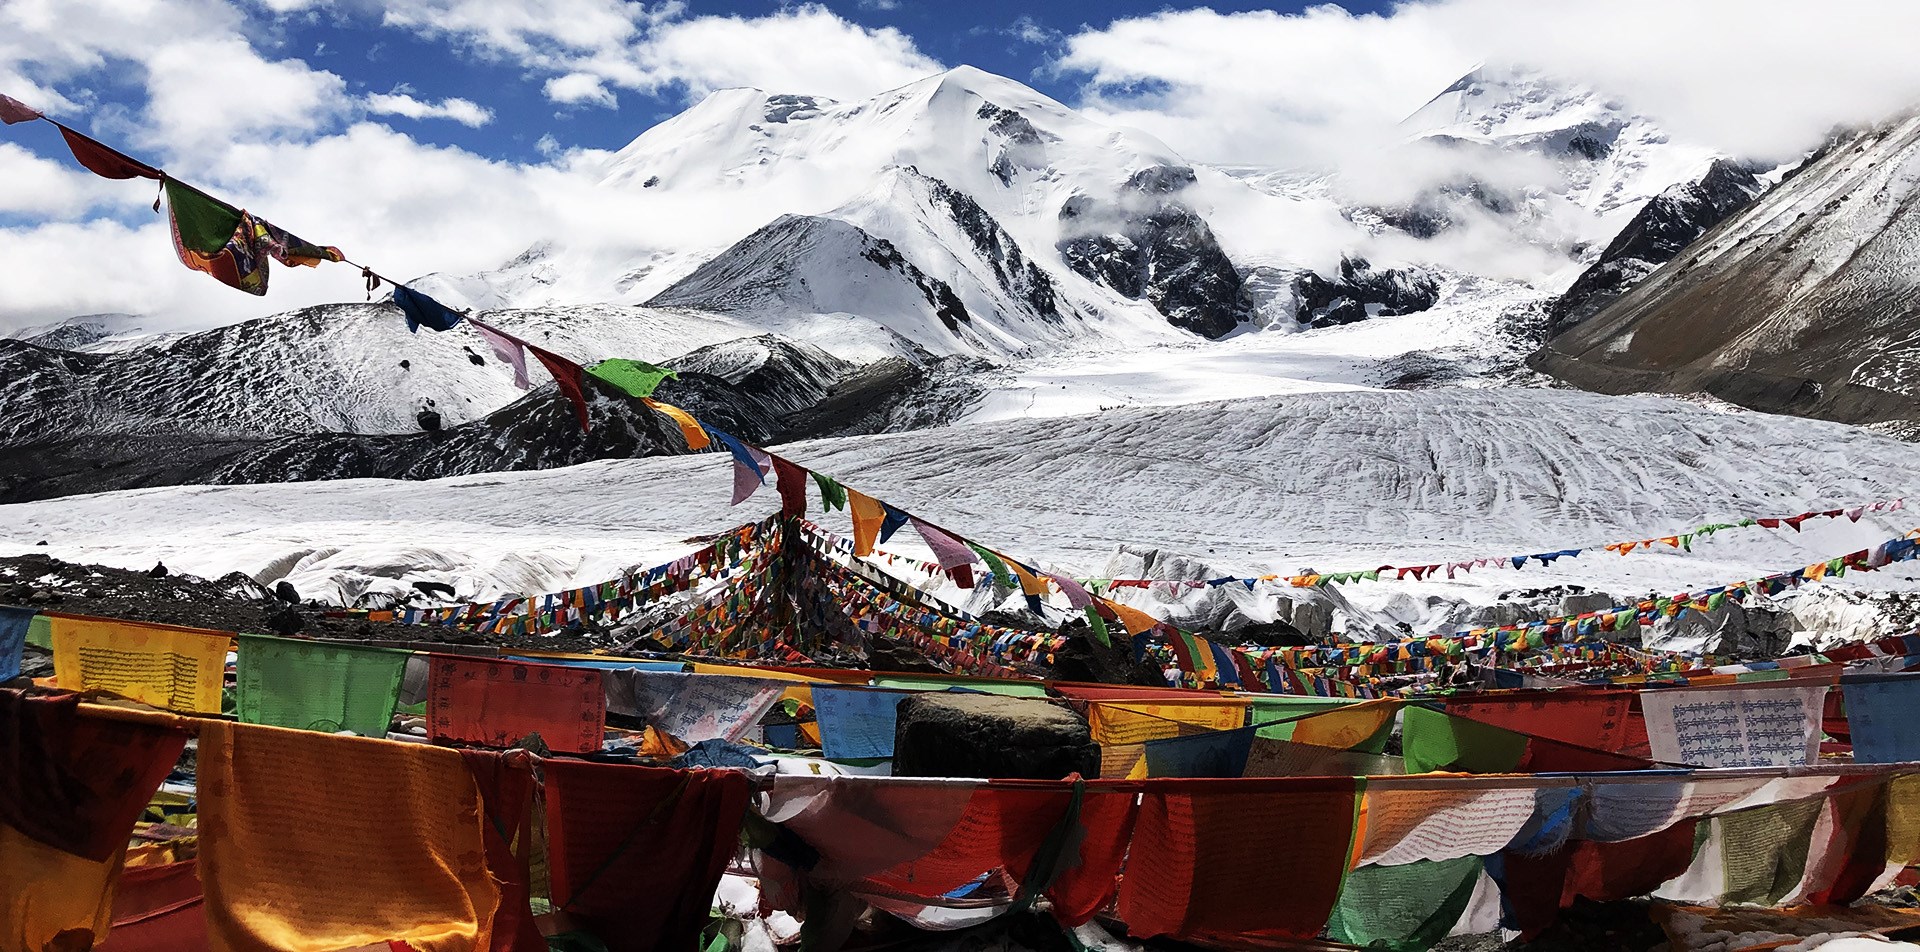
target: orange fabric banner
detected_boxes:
[196,721,500,952]
[1444,690,1633,751]
[426,655,606,754]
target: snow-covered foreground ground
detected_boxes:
[4,388,1919,644]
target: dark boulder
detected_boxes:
[892,693,1098,780]
[273,580,301,604]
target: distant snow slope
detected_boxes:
[1534,110,1920,431]
[5,390,1916,640]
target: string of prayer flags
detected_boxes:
[391,284,466,334]
[0,92,41,123]
[587,358,677,399]
[50,614,229,714]
[196,721,501,952]
[542,760,750,952]
[526,341,592,431]
[426,655,607,754]
[469,318,531,389]
[641,398,709,449]
[234,633,410,738]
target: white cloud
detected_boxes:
[382,1,941,106]
[1055,0,1920,167]
[0,143,124,217]
[858,0,901,11]
[364,91,494,127]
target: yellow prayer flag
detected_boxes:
[1289,699,1402,750]
[197,722,500,952]
[642,398,711,450]
[51,615,229,714]
[1889,774,1920,868]
[0,823,123,952]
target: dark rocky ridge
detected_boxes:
[1058,165,1254,339]
[1548,159,1765,334]
[0,335,978,502]
[1293,256,1443,328]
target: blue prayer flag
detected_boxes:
[0,606,30,682]
[811,686,909,760]
[1842,673,1920,764]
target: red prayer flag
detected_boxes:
[54,123,160,180]
[1444,689,1633,751]
[1117,778,1359,943]
[459,750,545,952]
[95,860,207,952]
[425,655,605,754]
[526,343,591,432]
[544,761,749,952]
[0,690,190,861]
[771,456,808,518]
[0,93,42,124]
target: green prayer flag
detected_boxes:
[1083,606,1111,647]
[1719,799,1823,905]
[1400,705,1529,774]
[873,675,1050,698]
[165,178,244,255]
[586,358,678,398]
[810,473,848,512]
[235,632,411,737]
[1327,856,1483,951]
[967,544,1015,588]
[25,613,50,649]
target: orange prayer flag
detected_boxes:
[848,489,884,557]
[641,398,710,450]
[1104,599,1162,636]
[196,721,500,952]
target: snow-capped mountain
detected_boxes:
[1533,110,1920,433]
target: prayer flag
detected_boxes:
[812,472,848,512]
[57,123,160,179]
[1,823,123,952]
[1718,798,1824,905]
[641,398,709,449]
[50,614,228,714]
[544,761,749,952]
[1401,705,1529,774]
[0,92,42,123]
[391,284,465,333]
[602,669,786,742]
[1641,683,1827,768]
[0,606,29,682]
[1138,725,1256,778]
[811,686,909,760]
[258,218,342,268]
[967,543,1013,587]
[707,429,769,505]
[526,342,591,431]
[1443,690,1633,751]
[879,503,911,543]
[1118,778,1361,943]
[196,721,501,952]
[426,655,606,754]
[849,489,885,555]
[459,750,544,952]
[1327,857,1482,951]
[468,318,531,389]
[1840,673,1920,763]
[586,358,677,398]
[0,690,190,862]
[234,633,410,737]
[772,456,808,517]
[913,519,980,577]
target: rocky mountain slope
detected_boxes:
[1533,111,1920,431]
